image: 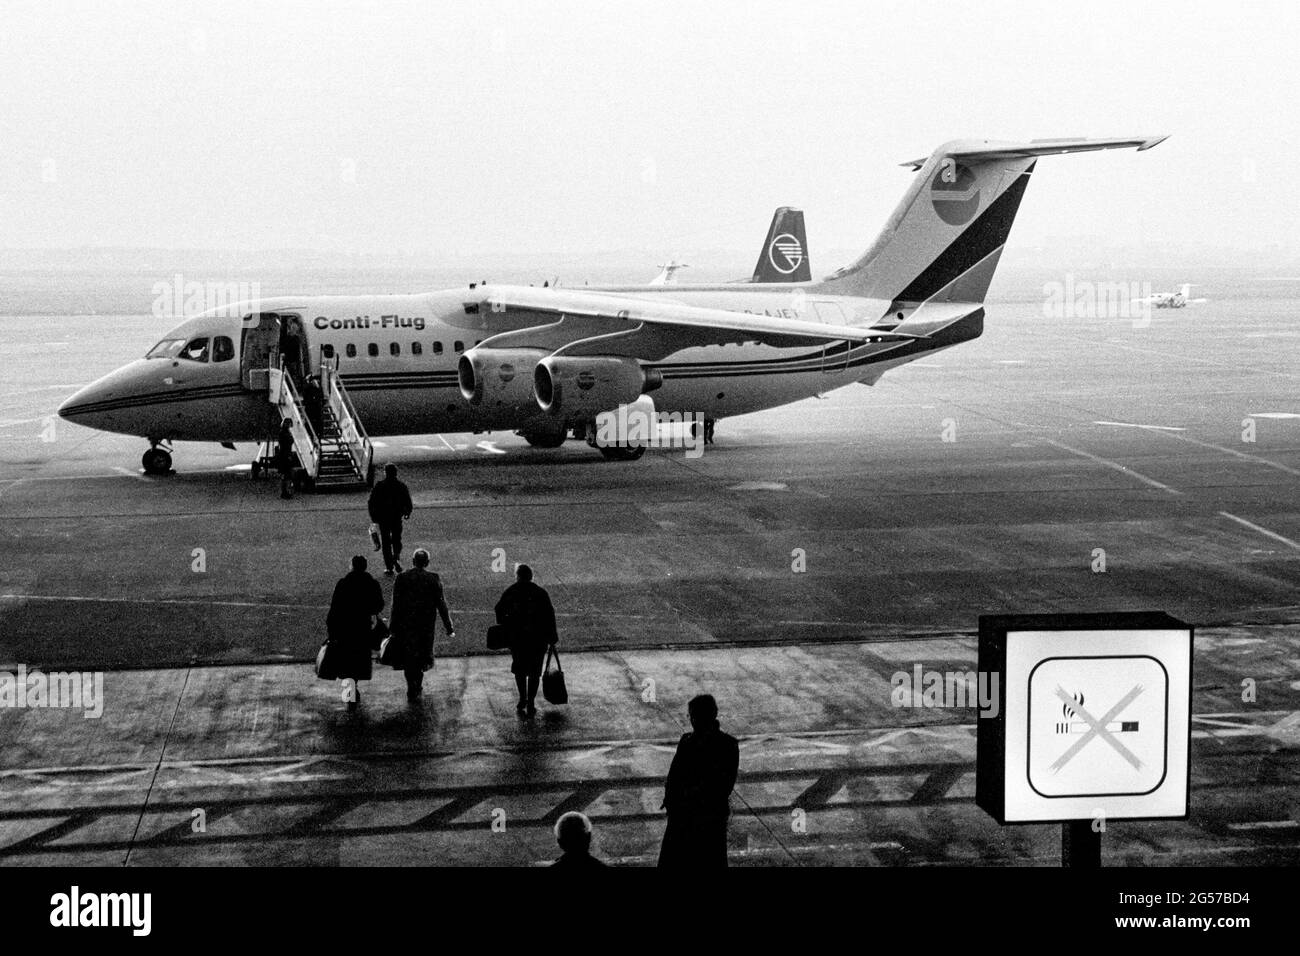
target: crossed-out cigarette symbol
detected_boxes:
[1049,684,1145,772]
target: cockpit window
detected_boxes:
[213,336,235,362]
[179,337,211,362]
[146,339,186,360]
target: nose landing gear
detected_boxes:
[142,442,173,476]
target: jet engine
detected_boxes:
[533,355,662,419]
[458,347,548,408]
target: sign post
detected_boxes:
[975,612,1193,867]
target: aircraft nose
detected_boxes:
[57,361,154,434]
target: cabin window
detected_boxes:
[390,342,401,357]
[212,336,235,362]
[433,341,444,355]
[179,337,210,362]
[411,342,423,356]
[454,340,464,353]
[346,344,357,359]
[368,343,379,358]
[321,344,335,360]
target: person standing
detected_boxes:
[367,462,413,575]
[657,694,739,869]
[276,418,296,499]
[325,555,385,712]
[493,564,557,718]
[390,548,454,702]
[303,375,325,436]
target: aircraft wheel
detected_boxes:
[142,447,172,475]
[522,426,567,448]
[598,445,646,462]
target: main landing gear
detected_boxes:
[141,442,173,476]
[598,445,646,462]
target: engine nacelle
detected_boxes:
[458,347,547,408]
[533,355,662,419]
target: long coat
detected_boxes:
[390,567,453,669]
[367,476,413,526]
[494,580,558,677]
[657,726,740,868]
[325,569,384,680]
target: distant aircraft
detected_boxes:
[649,205,810,285]
[1134,283,1207,309]
[648,259,689,285]
[751,206,810,283]
[59,135,1166,481]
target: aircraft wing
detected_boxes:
[477,284,926,347]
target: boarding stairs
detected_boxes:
[255,360,374,491]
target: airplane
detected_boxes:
[649,205,810,285]
[58,135,1167,484]
[648,259,689,285]
[1133,283,1207,309]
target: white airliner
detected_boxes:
[59,135,1167,484]
[1133,283,1207,309]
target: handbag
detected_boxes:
[369,523,381,551]
[379,634,405,669]
[370,616,389,651]
[541,645,567,705]
[315,641,339,681]
[486,623,510,650]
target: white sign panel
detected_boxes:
[1002,628,1190,822]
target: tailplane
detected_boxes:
[813,136,1168,307]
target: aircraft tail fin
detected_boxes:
[752,206,811,282]
[812,136,1168,308]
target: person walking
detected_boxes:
[367,462,413,575]
[276,418,296,499]
[390,548,454,702]
[493,564,557,718]
[325,555,385,712]
[657,694,739,869]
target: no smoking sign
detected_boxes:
[978,613,1192,823]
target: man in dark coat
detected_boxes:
[325,555,385,711]
[657,694,739,868]
[276,418,296,499]
[303,375,325,435]
[494,564,557,718]
[367,462,413,575]
[390,548,454,702]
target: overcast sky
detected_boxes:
[1,0,1295,259]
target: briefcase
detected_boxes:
[542,646,567,705]
[315,641,339,681]
[486,624,510,650]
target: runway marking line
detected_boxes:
[1040,438,1183,496]
[1217,512,1300,552]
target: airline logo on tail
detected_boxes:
[931,161,981,225]
[768,233,804,274]
[752,207,811,282]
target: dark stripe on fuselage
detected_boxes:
[59,383,246,417]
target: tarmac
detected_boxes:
[1,297,1299,865]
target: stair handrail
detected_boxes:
[322,358,372,483]
[275,360,320,480]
